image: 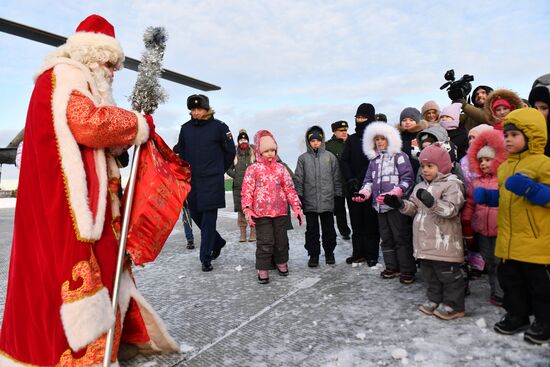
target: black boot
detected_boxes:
[202,261,213,272]
[325,253,335,265]
[186,240,195,249]
[211,239,226,260]
[524,320,550,345]
[494,314,530,335]
[308,255,319,267]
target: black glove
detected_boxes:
[383,195,404,209]
[347,178,359,193]
[416,188,435,208]
[298,196,305,206]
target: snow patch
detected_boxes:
[139,362,157,367]
[391,348,408,359]
[235,265,243,272]
[180,343,195,353]
[476,317,487,329]
[356,332,366,341]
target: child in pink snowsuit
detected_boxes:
[241,130,303,284]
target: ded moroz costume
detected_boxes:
[0,14,179,366]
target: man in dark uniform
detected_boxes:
[325,120,351,240]
[340,103,380,266]
[174,94,236,271]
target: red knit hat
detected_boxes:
[75,14,116,37]
[491,98,513,113]
[418,143,452,174]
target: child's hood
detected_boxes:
[304,125,326,153]
[467,129,507,175]
[483,89,523,122]
[253,129,279,163]
[362,122,402,159]
[417,125,449,144]
[503,108,547,155]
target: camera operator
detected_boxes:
[458,85,493,132]
[440,70,492,132]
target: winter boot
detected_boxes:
[399,272,416,284]
[239,227,247,242]
[118,342,139,362]
[433,304,465,320]
[418,300,439,316]
[308,255,319,267]
[238,212,247,242]
[494,314,531,335]
[258,270,269,284]
[381,269,400,279]
[248,227,256,242]
[524,320,550,345]
[186,240,195,249]
[277,263,289,276]
[325,252,335,265]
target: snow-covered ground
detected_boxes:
[0,193,548,366]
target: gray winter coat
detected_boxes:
[295,126,343,213]
[400,173,465,263]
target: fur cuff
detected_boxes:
[60,287,115,352]
[133,112,149,145]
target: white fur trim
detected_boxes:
[66,32,124,67]
[51,62,108,240]
[133,112,150,145]
[60,287,115,352]
[362,122,403,159]
[128,285,180,352]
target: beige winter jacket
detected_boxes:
[400,173,465,263]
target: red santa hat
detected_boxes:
[64,14,124,69]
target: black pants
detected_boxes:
[378,210,415,274]
[333,196,351,237]
[348,198,380,263]
[304,212,337,256]
[420,259,465,312]
[498,260,550,322]
[255,216,289,270]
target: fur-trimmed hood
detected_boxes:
[397,119,428,133]
[362,121,402,159]
[467,129,507,176]
[484,89,523,123]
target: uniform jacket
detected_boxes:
[295,126,343,213]
[241,130,301,218]
[496,108,550,264]
[174,113,236,212]
[326,134,349,196]
[400,173,465,263]
[361,122,414,213]
[461,130,507,238]
[340,122,373,190]
[227,144,255,212]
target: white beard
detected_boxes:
[89,65,116,107]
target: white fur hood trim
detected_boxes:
[362,122,403,159]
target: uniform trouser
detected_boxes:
[378,210,415,274]
[348,198,380,262]
[188,204,225,264]
[304,212,337,256]
[476,234,502,298]
[255,216,289,270]
[333,196,351,237]
[498,260,550,322]
[420,259,465,312]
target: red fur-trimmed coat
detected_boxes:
[0,57,178,366]
[461,129,507,237]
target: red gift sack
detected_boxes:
[124,133,191,265]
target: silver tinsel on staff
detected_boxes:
[129,26,168,114]
[103,26,169,367]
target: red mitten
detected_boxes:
[144,114,155,139]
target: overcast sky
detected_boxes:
[1,1,549,180]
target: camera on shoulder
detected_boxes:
[440,69,474,102]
